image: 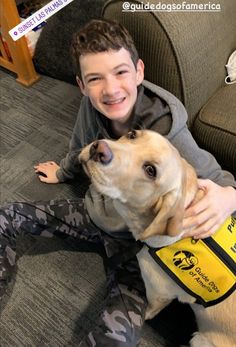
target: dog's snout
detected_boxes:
[89,140,113,165]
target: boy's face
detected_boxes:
[77,48,144,124]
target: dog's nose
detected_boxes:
[89,140,113,164]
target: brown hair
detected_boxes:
[71,19,139,79]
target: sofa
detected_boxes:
[103,0,236,177]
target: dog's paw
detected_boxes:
[145,299,171,320]
[190,332,216,347]
[145,309,155,320]
[145,304,162,320]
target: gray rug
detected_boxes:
[0,238,106,347]
[0,67,84,203]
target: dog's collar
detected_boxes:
[144,242,162,251]
[143,233,183,249]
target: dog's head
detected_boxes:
[79,130,198,240]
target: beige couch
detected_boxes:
[103,0,236,176]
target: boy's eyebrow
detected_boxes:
[113,63,131,70]
[84,63,131,80]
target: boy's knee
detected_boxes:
[86,317,142,347]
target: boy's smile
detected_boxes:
[78,48,144,126]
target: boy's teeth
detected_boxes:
[105,98,124,105]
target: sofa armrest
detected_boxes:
[193,84,236,176]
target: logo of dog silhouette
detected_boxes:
[173,251,198,270]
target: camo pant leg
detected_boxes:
[0,199,102,299]
[0,201,147,346]
[82,237,148,347]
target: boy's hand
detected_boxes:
[34,161,60,183]
[182,179,236,239]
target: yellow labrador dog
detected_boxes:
[79,130,236,347]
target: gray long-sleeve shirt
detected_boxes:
[56,80,236,237]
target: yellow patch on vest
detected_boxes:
[149,217,236,306]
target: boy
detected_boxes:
[1,19,236,347]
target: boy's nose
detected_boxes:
[89,140,113,165]
[103,77,120,97]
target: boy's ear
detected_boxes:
[76,76,87,95]
[136,59,145,86]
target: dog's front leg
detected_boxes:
[145,297,171,320]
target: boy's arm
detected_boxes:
[57,97,98,182]
[34,139,82,184]
[34,114,83,183]
[56,133,83,182]
[170,124,236,238]
[35,97,93,183]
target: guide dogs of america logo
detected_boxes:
[173,250,198,270]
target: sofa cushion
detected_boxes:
[193,84,236,175]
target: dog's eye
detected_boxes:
[143,163,157,179]
[127,130,137,139]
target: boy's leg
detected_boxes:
[0,200,101,299]
[81,238,148,347]
[1,202,146,346]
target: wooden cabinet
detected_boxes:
[0,0,40,86]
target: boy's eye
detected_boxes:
[117,70,128,75]
[88,77,101,83]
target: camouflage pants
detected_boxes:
[0,199,147,347]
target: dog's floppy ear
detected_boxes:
[139,189,185,240]
[139,159,198,241]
